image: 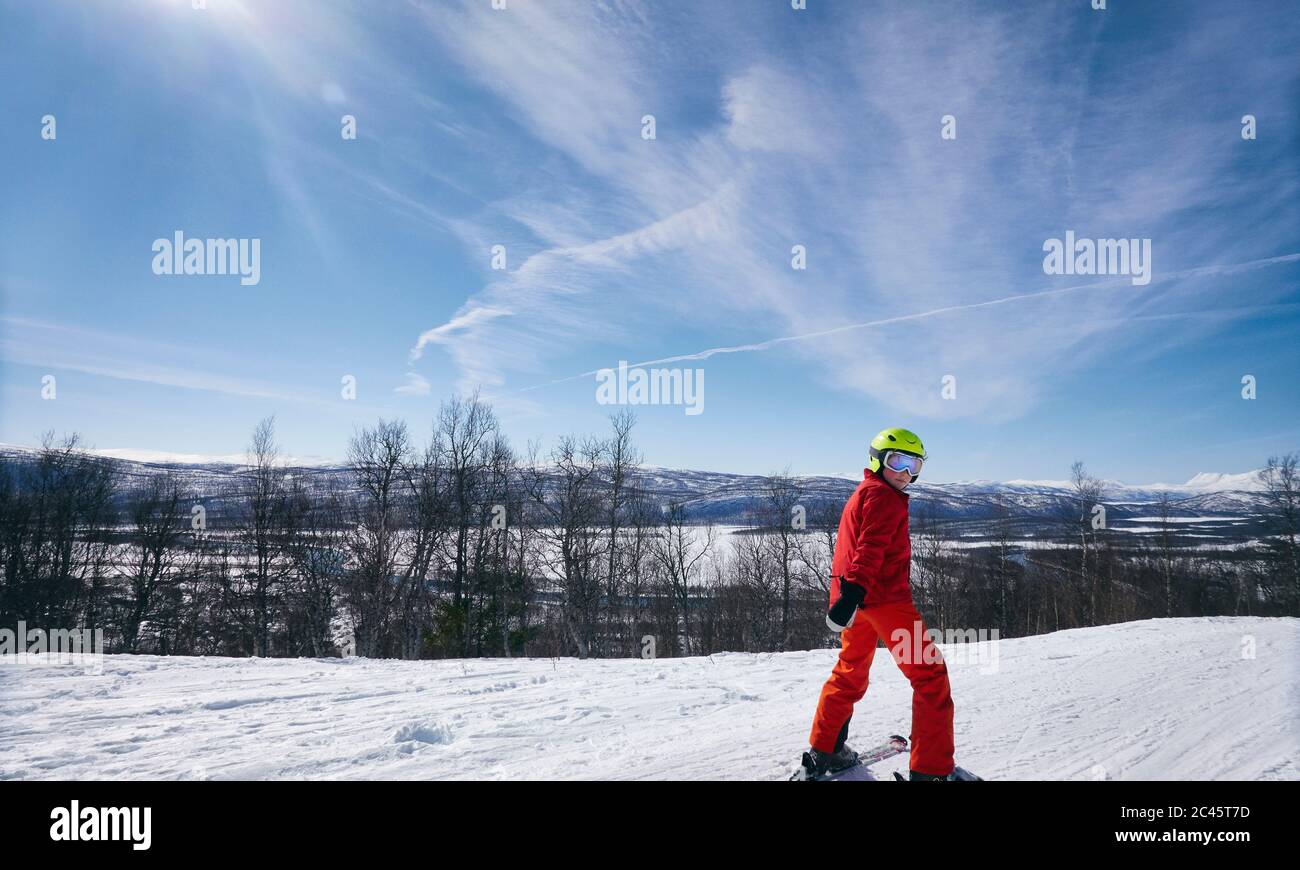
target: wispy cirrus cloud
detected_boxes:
[394,371,432,396]
[521,252,1300,391]
[0,317,344,408]
[400,0,838,403]
[401,0,1298,422]
[410,305,512,363]
[17,0,1289,442]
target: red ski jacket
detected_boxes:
[830,469,912,607]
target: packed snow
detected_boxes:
[1,617,1294,780]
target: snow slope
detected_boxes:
[1,617,1295,781]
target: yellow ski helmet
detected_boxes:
[868,427,927,473]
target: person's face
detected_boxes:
[881,463,914,490]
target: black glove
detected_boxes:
[826,578,866,633]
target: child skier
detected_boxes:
[796,427,958,781]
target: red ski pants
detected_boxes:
[808,598,955,776]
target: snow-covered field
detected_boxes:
[1,617,1295,781]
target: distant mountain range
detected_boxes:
[0,445,1271,542]
[631,466,1269,536]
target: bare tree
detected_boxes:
[524,435,607,658]
[437,392,501,655]
[120,472,190,653]
[1067,461,1109,625]
[732,530,780,651]
[601,411,642,655]
[394,436,452,658]
[344,419,412,657]
[759,470,804,651]
[793,498,838,600]
[911,501,963,630]
[284,478,345,657]
[0,433,116,630]
[226,418,293,656]
[464,432,515,657]
[620,479,658,656]
[1154,492,1178,617]
[1258,453,1300,612]
[651,502,714,656]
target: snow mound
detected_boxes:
[392,722,454,746]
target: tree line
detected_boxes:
[911,459,1300,635]
[2,394,1296,660]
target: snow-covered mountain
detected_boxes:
[2,616,1293,780]
[633,465,1269,525]
[77,447,340,467]
[1001,473,1265,495]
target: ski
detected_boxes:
[855,734,910,766]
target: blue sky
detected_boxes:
[1,0,1297,483]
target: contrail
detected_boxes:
[518,251,1300,392]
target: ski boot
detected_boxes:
[793,744,860,781]
[902,766,983,781]
[791,718,858,781]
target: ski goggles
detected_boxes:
[882,450,924,477]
